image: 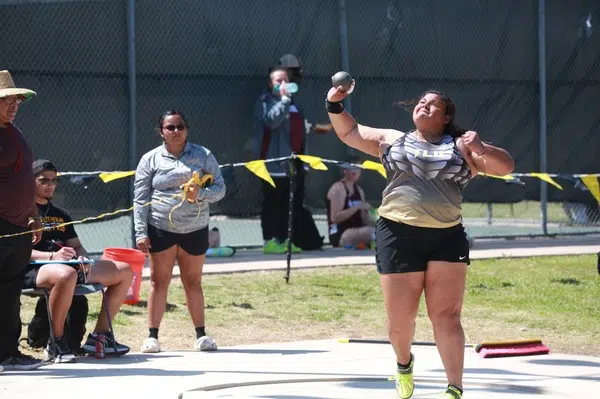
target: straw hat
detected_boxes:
[0,70,36,102]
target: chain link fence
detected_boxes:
[2,0,599,252]
[545,0,600,232]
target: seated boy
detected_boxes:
[25,160,133,362]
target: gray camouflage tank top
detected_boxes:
[379,131,471,228]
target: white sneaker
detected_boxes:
[140,337,160,353]
[195,336,218,352]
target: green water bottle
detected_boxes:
[274,82,299,95]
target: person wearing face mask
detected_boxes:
[252,67,308,254]
[277,54,333,147]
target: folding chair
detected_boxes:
[22,260,118,355]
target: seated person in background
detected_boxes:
[326,161,375,248]
[25,160,133,362]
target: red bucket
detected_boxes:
[103,248,146,305]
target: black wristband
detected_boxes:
[326,99,344,114]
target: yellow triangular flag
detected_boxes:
[478,172,515,180]
[297,155,328,170]
[245,160,276,187]
[99,171,136,183]
[530,173,563,190]
[580,175,600,204]
[361,160,387,178]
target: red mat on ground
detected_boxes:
[478,343,550,358]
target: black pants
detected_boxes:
[261,166,305,242]
[0,219,33,361]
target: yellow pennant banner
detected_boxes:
[245,160,275,187]
[99,171,135,183]
[297,155,328,170]
[361,160,387,178]
[581,175,600,204]
[478,172,515,181]
[529,173,563,190]
[61,156,600,200]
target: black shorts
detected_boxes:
[376,217,470,274]
[23,264,87,290]
[147,224,209,256]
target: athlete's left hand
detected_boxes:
[461,131,485,154]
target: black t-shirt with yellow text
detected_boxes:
[34,201,78,252]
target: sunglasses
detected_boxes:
[163,124,186,132]
[36,177,59,186]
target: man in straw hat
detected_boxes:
[0,70,44,370]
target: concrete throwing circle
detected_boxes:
[180,376,551,398]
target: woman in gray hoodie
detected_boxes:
[134,110,225,353]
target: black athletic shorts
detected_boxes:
[376,216,470,274]
[23,263,87,290]
[147,224,209,256]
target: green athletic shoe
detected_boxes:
[394,353,415,399]
[439,385,463,398]
[283,239,302,254]
[263,239,286,254]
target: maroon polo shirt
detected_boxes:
[0,123,35,227]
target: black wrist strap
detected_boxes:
[326,99,344,114]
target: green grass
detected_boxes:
[463,256,600,351]
[20,255,600,357]
[461,201,569,222]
